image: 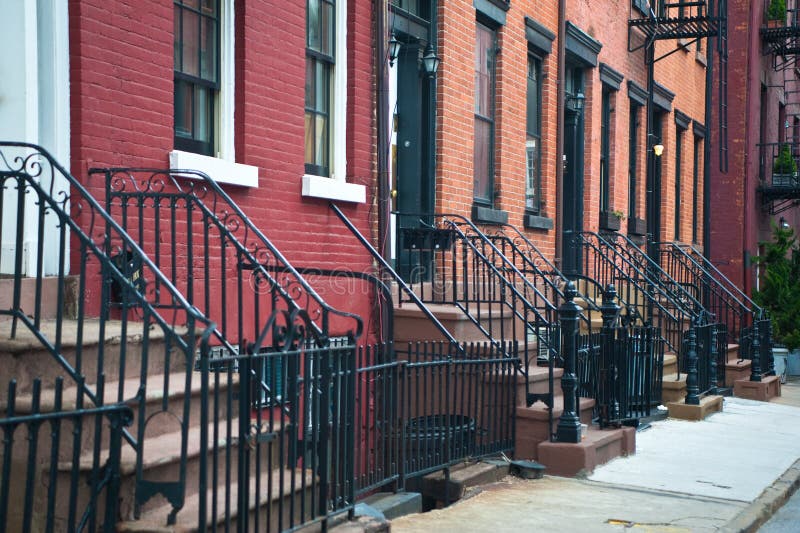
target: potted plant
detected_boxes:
[772,143,797,186]
[753,224,800,376]
[767,0,787,27]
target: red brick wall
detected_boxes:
[68,0,378,339]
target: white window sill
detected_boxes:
[302,174,366,203]
[169,150,259,188]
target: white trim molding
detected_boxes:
[170,150,259,188]
[302,174,365,203]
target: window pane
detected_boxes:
[305,59,316,108]
[201,15,217,81]
[182,0,200,8]
[305,112,316,166]
[315,61,329,112]
[526,58,540,135]
[174,5,181,71]
[526,137,539,211]
[315,114,328,167]
[201,0,216,15]
[174,79,193,138]
[474,118,491,201]
[474,26,492,117]
[181,9,200,77]
[195,85,211,144]
[308,0,320,51]
[321,1,334,56]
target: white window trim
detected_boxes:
[170,0,259,188]
[302,0,365,203]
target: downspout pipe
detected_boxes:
[703,2,716,277]
[376,0,391,342]
[556,0,566,265]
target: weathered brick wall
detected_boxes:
[68,0,377,338]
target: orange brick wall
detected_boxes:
[433,1,707,267]
[436,1,559,258]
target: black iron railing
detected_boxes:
[573,232,679,347]
[757,142,800,186]
[595,287,661,427]
[93,168,364,528]
[681,244,774,378]
[0,378,133,532]
[0,143,216,525]
[484,223,602,329]
[94,168,364,352]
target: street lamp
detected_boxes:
[421,44,441,78]
[567,92,585,113]
[388,31,401,67]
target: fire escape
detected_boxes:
[628,0,729,251]
[760,1,800,214]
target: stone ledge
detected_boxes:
[667,394,723,421]
[537,426,635,477]
[733,375,781,402]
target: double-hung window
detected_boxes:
[305,0,335,177]
[675,126,685,239]
[174,0,219,157]
[526,54,542,213]
[474,22,497,206]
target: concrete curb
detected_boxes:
[721,458,800,533]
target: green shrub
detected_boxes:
[768,0,787,22]
[773,143,797,174]
[754,224,800,350]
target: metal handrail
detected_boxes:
[0,142,218,525]
[330,203,461,349]
[686,244,766,318]
[603,232,709,320]
[489,223,603,314]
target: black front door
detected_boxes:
[394,43,435,281]
[562,108,584,275]
[647,112,664,247]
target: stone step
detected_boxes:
[514,396,596,460]
[117,467,316,532]
[414,460,510,508]
[394,304,524,345]
[0,276,76,322]
[62,415,289,519]
[725,358,752,387]
[661,372,688,404]
[537,425,636,477]
[0,318,185,395]
[2,370,239,457]
[734,375,782,402]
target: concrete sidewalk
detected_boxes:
[390,380,800,532]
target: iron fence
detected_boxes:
[0,377,133,533]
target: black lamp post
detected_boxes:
[422,44,441,78]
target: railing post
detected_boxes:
[709,324,719,395]
[750,322,762,382]
[556,282,582,443]
[685,326,700,405]
[601,284,621,423]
